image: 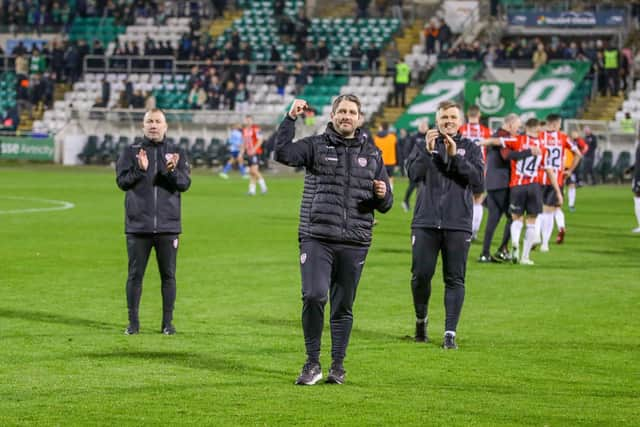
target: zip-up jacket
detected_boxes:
[407,133,483,232]
[274,116,393,246]
[116,137,191,234]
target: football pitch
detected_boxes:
[1,165,638,426]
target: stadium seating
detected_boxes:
[0,72,17,115]
[594,150,613,183]
[112,17,191,53]
[612,150,631,183]
[69,17,127,48]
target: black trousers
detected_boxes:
[482,188,512,257]
[125,233,179,327]
[299,238,369,364]
[411,228,470,332]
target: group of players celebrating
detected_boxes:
[459,107,587,266]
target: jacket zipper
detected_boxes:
[153,146,158,232]
[342,146,350,239]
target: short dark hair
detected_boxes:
[381,121,389,131]
[331,94,362,114]
[525,118,539,128]
[467,105,481,117]
[546,113,562,123]
[438,100,461,112]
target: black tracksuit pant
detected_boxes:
[411,228,470,332]
[299,238,369,364]
[481,188,512,257]
[126,233,178,327]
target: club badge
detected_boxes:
[358,157,367,167]
[300,253,307,264]
[457,148,466,156]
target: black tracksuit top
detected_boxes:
[116,137,191,234]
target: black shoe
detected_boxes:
[124,324,139,335]
[492,249,511,262]
[295,361,322,385]
[442,333,458,350]
[414,321,428,342]
[477,254,493,263]
[161,324,176,335]
[326,362,346,384]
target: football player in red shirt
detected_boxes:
[459,105,491,241]
[241,115,268,195]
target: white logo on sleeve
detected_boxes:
[411,235,416,246]
[300,253,307,264]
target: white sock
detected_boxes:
[635,197,640,226]
[541,212,554,247]
[258,178,267,191]
[416,317,427,324]
[555,209,566,230]
[249,182,256,194]
[510,219,523,249]
[534,215,542,244]
[444,330,456,337]
[522,223,536,260]
[472,204,483,235]
[568,187,576,207]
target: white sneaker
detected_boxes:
[632,227,640,233]
[219,172,229,179]
[520,258,535,265]
[540,244,549,252]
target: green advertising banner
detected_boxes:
[464,81,515,117]
[0,136,55,161]
[514,60,591,119]
[395,60,483,131]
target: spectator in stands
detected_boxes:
[131,90,146,109]
[582,126,598,185]
[317,39,330,71]
[437,18,452,53]
[206,75,222,109]
[224,80,237,110]
[595,51,607,96]
[293,9,311,53]
[532,43,547,69]
[424,19,439,55]
[350,41,363,72]
[270,44,281,62]
[188,82,207,109]
[301,40,317,62]
[15,52,29,80]
[293,62,309,95]
[274,0,285,18]
[393,59,410,107]
[357,0,371,19]
[603,41,620,96]
[50,40,66,82]
[145,92,156,110]
[366,43,380,73]
[384,40,400,74]
[390,0,403,23]
[62,42,80,83]
[621,112,636,134]
[621,51,630,93]
[101,78,111,107]
[29,49,46,75]
[235,82,250,113]
[274,64,288,98]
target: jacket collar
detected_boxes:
[325,122,362,147]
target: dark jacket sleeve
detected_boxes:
[507,148,533,160]
[274,116,314,167]
[162,147,191,192]
[447,141,484,188]
[372,154,393,213]
[406,142,432,182]
[116,146,146,191]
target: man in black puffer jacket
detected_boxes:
[275,94,393,385]
[116,109,191,336]
[406,100,483,350]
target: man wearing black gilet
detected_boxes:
[274,94,393,385]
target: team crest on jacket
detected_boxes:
[357,157,367,167]
[457,148,466,156]
[300,253,307,264]
[173,238,179,249]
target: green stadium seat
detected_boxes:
[594,150,613,183]
[612,151,631,182]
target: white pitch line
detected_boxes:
[0,196,75,215]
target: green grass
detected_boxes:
[0,165,638,426]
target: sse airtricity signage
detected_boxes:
[508,10,625,27]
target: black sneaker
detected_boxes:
[326,362,346,385]
[295,361,322,385]
[492,249,511,262]
[477,254,493,263]
[415,321,428,342]
[442,333,458,350]
[124,324,139,335]
[161,324,176,335]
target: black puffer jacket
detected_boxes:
[116,137,191,234]
[407,133,483,232]
[275,117,393,246]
